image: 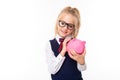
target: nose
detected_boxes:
[63,25,68,30]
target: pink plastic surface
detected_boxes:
[67,38,86,55]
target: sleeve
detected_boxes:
[77,63,87,71]
[45,41,65,74]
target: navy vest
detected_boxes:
[49,38,83,80]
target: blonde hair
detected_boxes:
[55,6,80,38]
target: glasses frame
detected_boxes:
[58,20,75,30]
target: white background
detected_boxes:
[0,0,120,80]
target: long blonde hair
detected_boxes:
[55,6,80,38]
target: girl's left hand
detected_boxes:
[68,49,86,65]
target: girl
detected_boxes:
[45,6,86,80]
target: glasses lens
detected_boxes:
[59,20,66,27]
[67,24,74,30]
[58,20,74,30]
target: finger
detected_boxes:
[68,52,74,59]
[70,49,78,56]
[64,39,70,43]
[65,37,72,42]
[82,49,86,56]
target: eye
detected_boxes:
[68,24,74,30]
[59,20,66,27]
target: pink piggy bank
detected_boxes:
[67,38,86,55]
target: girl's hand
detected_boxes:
[68,48,86,65]
[60,37,72,56]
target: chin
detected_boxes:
[59,33,69,37]
[61,35,66,38]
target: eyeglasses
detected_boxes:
[58,20,75,30]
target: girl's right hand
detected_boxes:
[60,37,72,56]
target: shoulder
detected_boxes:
[45,38,56,46]
[45,38,56,51]
[49,38,56,42]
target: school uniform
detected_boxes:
[45,35,86,80]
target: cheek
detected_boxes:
[57,27,62,35]
[57,27,61,32]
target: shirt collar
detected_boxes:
[56,34,64,44]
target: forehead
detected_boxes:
[59,13,75,24]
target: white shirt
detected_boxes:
[45,35,86,74]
